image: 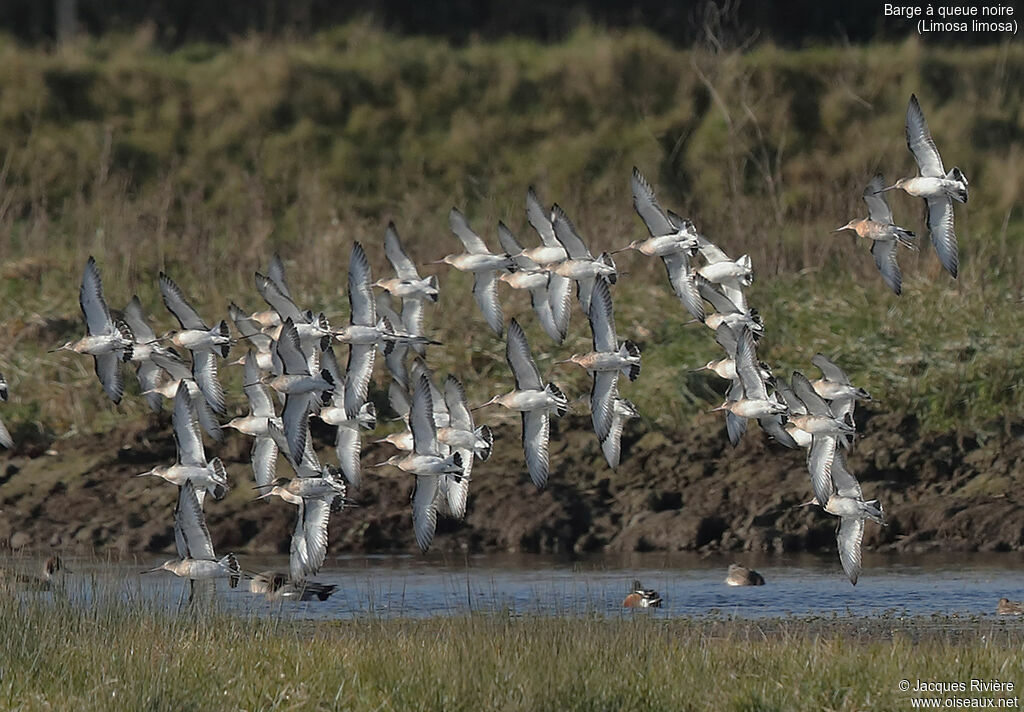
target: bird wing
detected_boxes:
[807,434,837,507]
[714,323,739,357]
[926,196,959,279]
[734,327,767,400]
[268,254,293,299]
[173,381,207,466]
[725,380,746,446]
[547,274,573,340]
[80,257,116,337]
[137,361,164,412]
[444,464,471,520]
[319,344,345,392]
[443,375,473,432]
[759,415,800,449]
[631,167,675,236]
[830,449,863,499]
[385,222,421,280]
[94,352,125,404]
[551,204,592,259]
[229,303,273,352]
[448,208,491,254]
[291,497,329,581]
[811,354,852,386]
[335,425,362,488]
[662,253,705,322]
[175,480,215,560]
[255,271,304,324]
[192,350,226,416]
[791,371,833,417]
[194,389,224,443]
[251,437,278,488]
[588,277,618,353]
[348,242,377,326]
[590,371,618,442]
[123,296,157,342]
[529,286,561,343]
[870,239,902,296]
[411,475,440,551]
[282,393,312,467]
[506,319,542,391]
[774,377,808,415]
[498,221,534,269]
[696,235,732,265]
[601,400,636,469]
[863,174,894,224]
[401,298,425,340]
[274,319,310,375]
[526,187,559,247]
[697,277,742,315]
[410,373,440,456]
[837,516,864,585]
[344,344,375,420]
[297,434,321,476]
[243,355,277,418]
[472,270,504,335]
[906,94,945,178]
[159,272,207,331]
[522,410,550,489]
[150,349,192,381]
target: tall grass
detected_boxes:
[0,26,1021,438]
[2,589,1023,711]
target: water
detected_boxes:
[13,552,1024,619]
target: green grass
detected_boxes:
[2,590,1024,711]
[0,26,1021,440]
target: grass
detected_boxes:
[0,26,1021,442]
[2,588,1024,711]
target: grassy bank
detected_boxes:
[0,26,1021,441]
[2,592,1024,711]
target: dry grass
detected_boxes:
[0,27,1021,439]
[2,588,1023,711]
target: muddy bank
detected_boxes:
[0,409,1022,557]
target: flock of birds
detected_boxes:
[0,94,972,600]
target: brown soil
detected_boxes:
[0,409,1022,557]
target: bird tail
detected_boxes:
[475,424,493,461]
[318,313,332,351]
[378,317,396,356]
[737,254,754,287]
[209,456,228,485]
[893,226,916,250]
[946,167,969,203]
[115,320,135,362]
[620,340,642,381]
[359,402,377,430]
[862,499,885,526]
[546,382,568,417]
[598,252,617,284]
[426,275,440,302]
[222,553,241,588]
[216,321,230,358]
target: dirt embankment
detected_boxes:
[0,409,1022,557]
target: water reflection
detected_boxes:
[5,551,1024,620]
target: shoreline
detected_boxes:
[0,408,1022,557]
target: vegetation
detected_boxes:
[0,26,1021,442]
[2,589,1023,712]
